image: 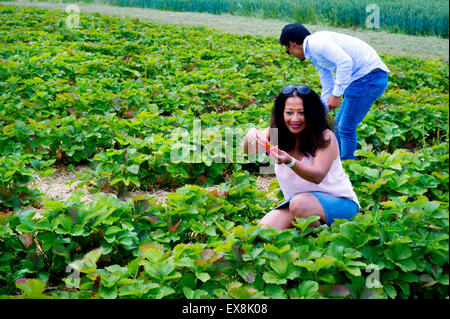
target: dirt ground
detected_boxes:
[27,164,277,209]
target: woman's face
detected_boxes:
[284,95,306,135]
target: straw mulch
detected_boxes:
[27,166,278,212]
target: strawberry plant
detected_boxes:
[0,5,448,299]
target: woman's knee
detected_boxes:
[258,208,293,230]
[257,215,271,230]
[289,194,312,218]
[289,194,326,228]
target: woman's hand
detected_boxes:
[246,128,269,153]
[268,146,293,165]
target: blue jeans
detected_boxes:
[335,70,388,160]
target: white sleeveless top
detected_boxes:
[274,155,360,208]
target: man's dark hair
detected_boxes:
[270,88,331,158]
[279,23,311,47]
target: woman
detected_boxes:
[242,85,360,229]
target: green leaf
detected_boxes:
[29,158,42,171]
[237,266,256,284]
[293,215,321,233]
[152,286,176,299]
[106,265,125,274]
[196,272,211,283]
[344,266,362,277]
[105,225,122,237]
[296,280,319,298]
[58,215,73,231]
[316,272,335,283]
[15,278,48,299]
[293,259,315,272]
[423,201,440,214]
[262,271,286,285]
[132,196,149,215]
[438,274,449,285]
[396,280,411,296]
[127,164,139,174]
[179,272,196,290]
[183,287,209,299]
[265,284,287,299]
[384,245,412,261]
[99,286,118,299]
[228,286,262,299]
[315,257,337,273]
[204,225,217,237]
[383,284,397,299]
[148,104,159,114]
[395,259,417,272]
[398,272,419,283]
[419,274,437,287]
[270,259,288,277]
[68,247,103,274]
[140,244,164,263]
[118,236,134,246]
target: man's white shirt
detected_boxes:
[303,31,389,107]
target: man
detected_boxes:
[279,23,389,161]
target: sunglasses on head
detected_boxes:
[281,85,311,96]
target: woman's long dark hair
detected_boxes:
[270,88,332,157]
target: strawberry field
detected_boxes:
[0,5,448,299]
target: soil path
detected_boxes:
[28,164,277,209]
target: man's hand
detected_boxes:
[327,95,341,110]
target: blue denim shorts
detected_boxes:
[273,192,360,226]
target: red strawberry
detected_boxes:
[209,190,219,197]
[171,219,181,232]
[94,230,104,238]
[123,112,133,119]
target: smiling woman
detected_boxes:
[284,97,305,132]
[243,85,360,230]
[271,85,331,159]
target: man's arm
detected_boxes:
[317,65,334,112]
[318,37,354,98]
